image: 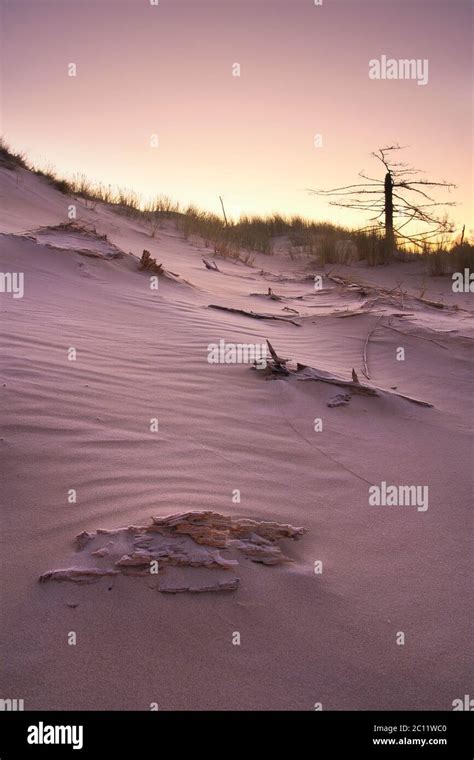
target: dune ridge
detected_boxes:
[0,163,472,710]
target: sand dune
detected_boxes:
[0,165,472,710]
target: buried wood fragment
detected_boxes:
[297,368,378,396]
[383,322,449,349]
[208,304,301,326]
[39,512,306,594]
[138,250,182,280]
[361,316,384,380]
[139,250,164,274]
[259,340,433,407]
[75,531,95,550]
[202,258,219,271]
[326,273,467,313]
[74,248,123,260]
[297,366,433,406]
[227,540,288,565]
[160,578,239,594]
[327,392,352,407]
[266,339,289,367]
[150,511,305,544]
[39,568,119,583]
[260,340,290,376]
[416,296,446,310]
[249,288,282,301]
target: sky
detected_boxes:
[0,0,472,234]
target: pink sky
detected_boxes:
[1,0,472,233]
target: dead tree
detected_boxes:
[310,145,456,259]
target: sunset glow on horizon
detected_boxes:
[1,0,472,234]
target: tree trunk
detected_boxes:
[384,171,394,260]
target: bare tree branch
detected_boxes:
[309,145,457,253]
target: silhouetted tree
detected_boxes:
[311,145,456,259]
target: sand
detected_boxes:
[0,164,472,710]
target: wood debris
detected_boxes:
[249,287,283,301]
[202,258,219,271]
[139,250,164,274]
[138,250,182,280]
[208,304,301,326]
[260,340,433,407]
[327,273,464,312]
[39,512,307,594]
[327,393,352,407]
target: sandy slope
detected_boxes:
[0,165,472,710]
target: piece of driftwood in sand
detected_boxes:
[39,511,306,594]
[75,248,123,260]
[263,339,291,375]
[382,322,449,349]
[327,273,464,312]
[361,316,384,379]
[208,304,301,326]
[138,250,181,280]
[150,511,305,545]
[296,367,378,396]
[139,250,163,274]
[262,340,433,407]
[327,392,352,407]
[202,258,219,271]
[298,366,433,406]
[160,578,239,594]
[249,287,283,301]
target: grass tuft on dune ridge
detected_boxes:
[1,137,471,271]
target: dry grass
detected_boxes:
[425,243,474,276]
[1,137,469,269]
[0,137,30,171]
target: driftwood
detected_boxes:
[202,258,219,271]
[139,250,164,274]
[249,287,282,301]
[296,366,433,406]
[39,512,307,593]
[297,367,378,397]
[150,511,305,545]
[257,270,314,284]
[382,322,449,349]
[336,307,374,319]
[327,273,464,312]
[361,316,384,379]
[327,392,352,407]
[75,248,123,260]
[160,578,239,594]
[266,339,289,366]
[416,296,447,310]
[261,340,433,407]
[139,250,181,280]
[208,304,300,326]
